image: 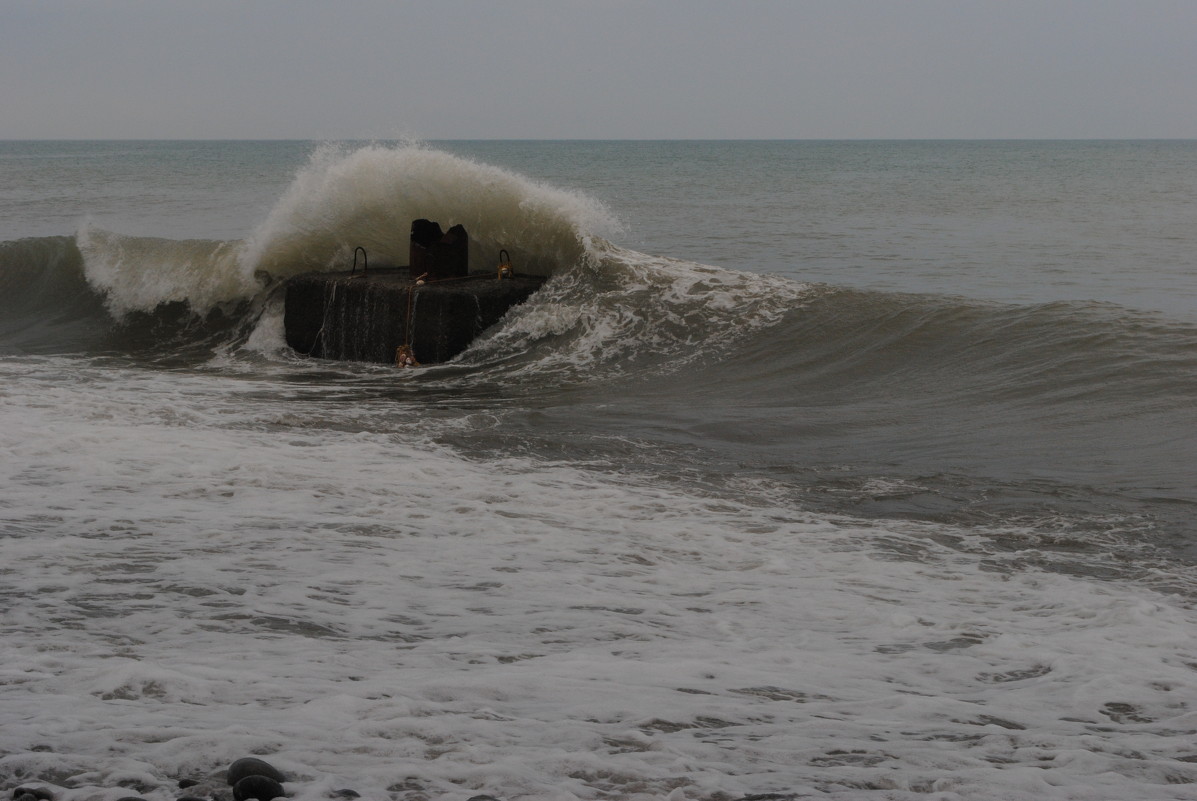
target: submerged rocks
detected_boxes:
[7,757,368,801]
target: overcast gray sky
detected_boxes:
[3,0,1196,139]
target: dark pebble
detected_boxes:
[227,757,287,786]
[15,794,39,801]
[331,792,360,799]
[13,790,54,801]
[467,796,503,801]
[178,779,201,789]
[232,776,286,801]
[178,796,209,801]
[114,797,147,801]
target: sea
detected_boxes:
[2,140,1196,801]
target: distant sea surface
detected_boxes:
[3,140,1196,800]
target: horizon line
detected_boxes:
[3,136,1197,143]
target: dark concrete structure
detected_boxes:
[409,219,468,280]
[283,268,546,365]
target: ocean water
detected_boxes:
[2,139,1196,801]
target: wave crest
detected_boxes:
[77,226,251,318]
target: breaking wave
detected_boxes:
[5,141,1197,411]
[77,226,251,318]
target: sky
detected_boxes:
[2,0,1196,140]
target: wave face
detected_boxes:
[680,286,1197,413]
[0,236,107,353]
[613,286,1197,525]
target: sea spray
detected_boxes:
[240,142,620,282]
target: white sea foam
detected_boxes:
[76,225,253,317]
[2,356,1195,800]
[460,245,813,378]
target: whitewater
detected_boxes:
[2,140,1197,801]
